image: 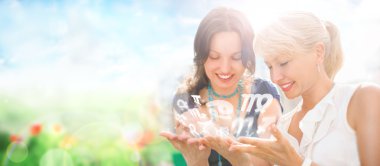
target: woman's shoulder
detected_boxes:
[252,77,272,85]
[350,83,380,106]
[355,82,380,95]
[251,77,275,90]
[344,82,380,128]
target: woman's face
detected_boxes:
[264,52,319,99]
[204,31,245,92]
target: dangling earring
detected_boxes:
[317,63,321,73]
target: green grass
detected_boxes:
[0,90,176,166]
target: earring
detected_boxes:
[317,63,321,73]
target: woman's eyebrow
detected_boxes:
[210,49,241,55]
[209,50,220,54]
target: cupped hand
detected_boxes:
[200,134,254,166]
[160,131,211,166]
[229,124,303,166]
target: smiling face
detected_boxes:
[204,31,245,94]
[264,52,319,99]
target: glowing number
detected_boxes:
[189,124,201,138]
[232,117,256,137]
[255,94,273,112]
[174,93,274,139]
[191,95,202,106]
[174,112,187,126]
[188,108,201,119]
[232,118,244,137]
[198,120,215,136]
[244,117,254,137]
[176,99,188,111]
[241,94,255,114]
[241,94,274,114]
[218,127,229,137]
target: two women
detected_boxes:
[163,8,380,166]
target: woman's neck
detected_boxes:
[301,78,334,112]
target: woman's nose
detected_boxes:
[270,67,284,84]
[219,58,232,73]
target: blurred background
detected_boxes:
[0,0,379,165]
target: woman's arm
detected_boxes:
[348,84,380,166]
[250,98,282,166]
[257,98,282,138]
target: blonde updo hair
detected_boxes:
[254,11,343,80]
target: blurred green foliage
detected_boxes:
[0,91,177,166]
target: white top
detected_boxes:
[278,84,360,166]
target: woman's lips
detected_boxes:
[217,74,232,80]
[279,82,294,92]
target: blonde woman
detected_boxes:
[230,12,380,166]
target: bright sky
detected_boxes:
[0,0,379,97]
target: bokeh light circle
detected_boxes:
[6,142,29,163]
[39,148,74,166]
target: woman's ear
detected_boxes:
[315,42,325,64]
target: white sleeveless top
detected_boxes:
[278,84,360,166]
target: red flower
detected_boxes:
[9,134,22,143]
[137,130,155,148]
[30,123,42,136]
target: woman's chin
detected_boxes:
[284,93,299,100]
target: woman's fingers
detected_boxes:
[199,137,210,147]
[226,137,240,147]
[187,137,209,151]
[237,137,264,147]
[161,131,198,152]
[187,137,199,144]
[163,135,183,150]
[199,144,207,150]
[229,143,256,153]
[269,124,284,142]
[178,133,191,141]
[203,135,236,154]
[160,131,176,140]
[161,130,210,151]
[204,135,221,148]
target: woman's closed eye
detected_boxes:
[208,54,219,60]
[232,54,242,60]
[280,61,288,67]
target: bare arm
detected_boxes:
[348,84,380,166]
[253,98,282,166]
[257,98,282,138]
